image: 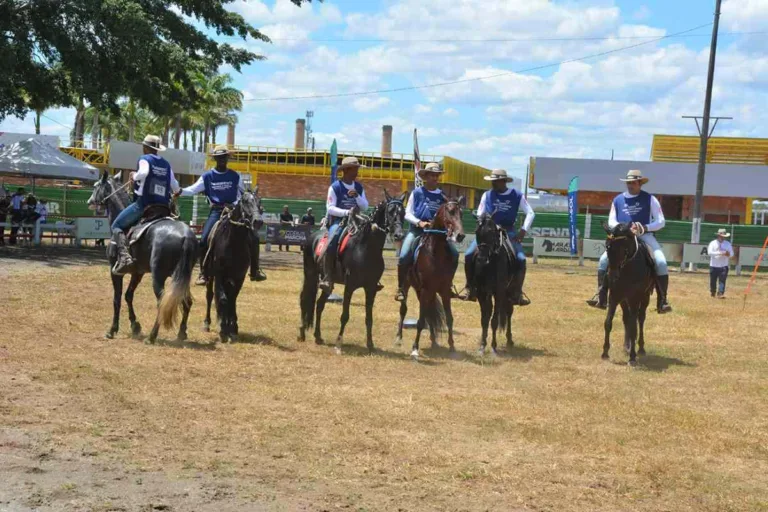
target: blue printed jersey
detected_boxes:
[614,191,652,225]
[139,154,172,206]
[483,188,522,228]
[411,187,445,221]
[202,169,240,206]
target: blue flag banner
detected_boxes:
[329,139,338,184]
[567,176,579,255]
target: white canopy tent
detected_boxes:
[0,138,98,181]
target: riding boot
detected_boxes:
[656,274,673,314]
[394,264,408,302]
[586,270,608,309]
[249,231,267,281]
[111,232,135,276]
[458,257,477,302]
[318,250,336,293]
[510,264,531,306]
[195,252,207,286]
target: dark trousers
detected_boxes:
[709,266,728,296]
[9,210,22,244]
[0,212,5,244]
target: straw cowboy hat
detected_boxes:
[716,228,731,238]
[484,168,514,182]
[339,156,367,171]
[620,169,649,184]
[418,162,444,177]
[210,145,232,157]
[142,134,166,152]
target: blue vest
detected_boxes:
[329,180,364,224]
[202,169,240,206]
[483,188,522,229]
[614,191,652,225]
[411,187,445,221]
[139,154,172,206]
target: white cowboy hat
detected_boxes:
[715,228,731,238]
[620,169,649,184]
[210,144,232,157]
[142,134,167,152]
[418,162,444,176]
[339,156,367,171]
[484,169,514,182]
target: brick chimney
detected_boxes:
[295,119,306,150]
[381,125,393,157]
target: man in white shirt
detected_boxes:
[708,228,733,298]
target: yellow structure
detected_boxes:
[651,134,768,165]
[59,144,110,169]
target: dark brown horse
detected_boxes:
[396,197,465,360]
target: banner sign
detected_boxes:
[567,176,579,255]
[738,246,768,268]
[582,239,606,259]
[76,217,111,239]
[532,237,573,258]
[266,223,311,245]
[413,129,423,188]
[682,243,737,266]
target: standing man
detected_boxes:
[319,156,369,293]
[395,162,457,302]
[301,207,315,226]
[177,145,266,284]
[111,135,180,275]
[279,205,294,252]
[586,169,672,313]
[0,193,9,245]
[9,187,25,245]
[708,228,733,298]
[458,169,534,305]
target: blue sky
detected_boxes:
[2,0,767,181]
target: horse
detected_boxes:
[471,213,518,356]
[87,171,197,344]
[600,221,656,365]
[298,191,406,354]
[395,197,465,360]
[202,190,263,343]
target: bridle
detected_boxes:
[99,179,130,210]
[430,200,461,238]
[385,199,405,240]
[606,231,640,272]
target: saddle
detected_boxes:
[127,204,175,246]
[638,237,657,272]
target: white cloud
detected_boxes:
[414,104,432,114]
[722,0,768,31]
[443,108,459,117]
[352,96,391,112]
[632,5,651,22]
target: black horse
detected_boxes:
[299,191,406,354]
[202,190,263,343]
[601,222,656,365]
[472,214,517,355]
[88,171,197,343]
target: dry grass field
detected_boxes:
[1,245,768,511]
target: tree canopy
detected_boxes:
[0,0,311,122]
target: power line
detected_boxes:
[246,22,714,102]
[40,113,72,131]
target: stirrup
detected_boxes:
[250,269,267,282]
[376,282,384,291]
[586,294,606,309]
[195,273,207,286]
[657,302,672,314]
[111,259,134,276]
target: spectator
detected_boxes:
[9,187,25,245]
[35,199,48,224]
[708,228,733,299]
[279,205,294,252]
[300,207,315,226]
[0,194,9,245]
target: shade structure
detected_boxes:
[0,138,99,181]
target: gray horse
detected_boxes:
[88,171,197,343]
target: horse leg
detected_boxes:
[411,295,426,360]
[215,277,229,343]
[177,292,191,343]
[228,278,244,342]
[441,291,456,353]
[364,286,376,353]
[314,289,331,345]
[125,273,144,339]
[204,279,214,333]
[602,300,618,359]
[627,304,639,366]
[335,285,354,355]
[478,294,491,356]
[395,283,409,346]
[107,274,123,339]
[506,302,514,349]
[490,295,500,355]
[621,302,632,355]
[638,294,649,356]
[147,274,166,344]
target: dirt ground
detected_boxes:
[1,244,767,512]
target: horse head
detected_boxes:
[475,213,500,267]
[88,170,127,213]
[434,195,465,243]
[603,221,637,273]
[384,189,406,242]
[240,187,263,229]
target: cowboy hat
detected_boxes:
[484,168,514,182]
[210,145,232,157]
[715,228,731,238]
[339,156,367,171]
[620,169,649,184]
[418,162,444,176]
[142,134,167,152]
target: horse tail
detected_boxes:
[300,239,319,329]
[423,294,447,337]
[158,234,195,329]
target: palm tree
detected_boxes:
[192,71,243,152]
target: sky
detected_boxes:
[2,0,767,181]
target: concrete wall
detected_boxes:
[256,174,404,205]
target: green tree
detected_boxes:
[0,0,312,122]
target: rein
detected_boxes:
[608,232,641,272]
[102,181,130,210]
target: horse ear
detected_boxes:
[457,196,466,207]
[100,171,108,183]
[384,188,392,201]
[398,192,407,202]
[602,220,612,234]
[253,185,259,196]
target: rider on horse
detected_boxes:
[177,145,267,285]
[318,156,369,293]
[586,169,672,314]
[458,169,534,305]
[394,162,458,302]
[111,135,179,276]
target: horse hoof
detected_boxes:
[478,347,485,357]
[229,335,237,343]
[146,337,156,345]
[315,338,324,345]
[367,346,375,355]
[628,359,638,367]
[638,348,646,356]
[105,332,114,340]
[491,348,499,357]
[601,353,609,360]
[176,332,187,343]
[334,346,342,355]
[410,350,419,360]
[336,336,344,346]
[448,345,456,353]
[203,323,210,333]
[131,322,142,336]
[393,336,402,347]
[219,334,228,343]
[430,343,440,350]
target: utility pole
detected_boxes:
[305,110,314,150]
[690,0,722,244]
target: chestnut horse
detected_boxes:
[396,197,465,360]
